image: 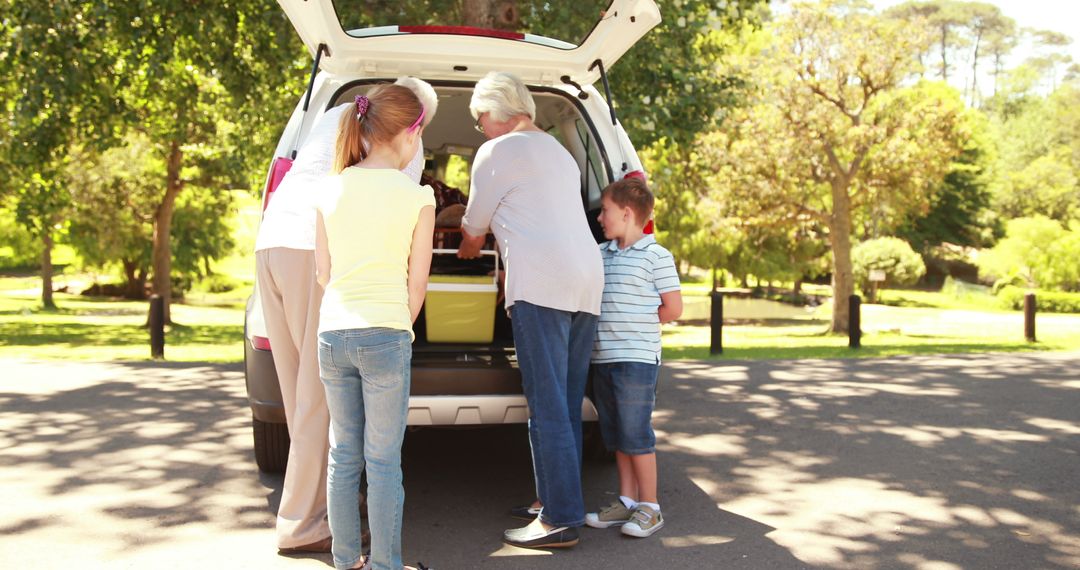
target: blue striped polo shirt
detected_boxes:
[593,234,681,365]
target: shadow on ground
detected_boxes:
[653,353,1080,569]
[1,354,1078,568]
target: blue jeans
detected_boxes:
[592,362,659,454]
[318,328,412,570]
[510,301,599,527]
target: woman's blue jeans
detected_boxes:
[510,301,599,528]
[318,328,411,570]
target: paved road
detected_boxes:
[1,353,1078,569]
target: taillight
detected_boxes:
[263,157,294,211]
[623,171,653,233]
[252,336,272,351]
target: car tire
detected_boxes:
[253,417,290,473]
[583,422,615,463]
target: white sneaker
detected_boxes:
[621,505,664,537]
[585,500,634,528]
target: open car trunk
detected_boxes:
[323,82,611,387]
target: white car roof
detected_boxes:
[276,0,661,86]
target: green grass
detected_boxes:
[663,298,1080,360]
[4,265,1079,363]
[0,289,243,362]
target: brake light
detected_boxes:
[398,25,525,41]
[252,336,272,351]
[263,157,294,211]
[623,171,653,233]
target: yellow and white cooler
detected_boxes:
[425,249,500,343]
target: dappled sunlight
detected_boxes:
[1024,417,1080,435]
[654,352,1080,568]
[659,533,736,548]
[487,544,553,557]
[0,360,273,557]
[660,432,747,457]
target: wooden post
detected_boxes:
[710,291,723,355]
[1024,293,1036,343]
[149,294,165,359]
[849,294,861,348]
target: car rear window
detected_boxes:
[330,1,608,48]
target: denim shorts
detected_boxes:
[591,361,659,455]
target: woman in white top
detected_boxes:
[459,71,604,549]
[315,85,435,570]
[252,78,436,556]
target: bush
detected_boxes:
[977,216,1080,291]
[997,286,1080,313]
[852,237,926,300]
[195,273,240,294]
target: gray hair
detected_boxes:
[394,76,439,126]
[470,71,536,122]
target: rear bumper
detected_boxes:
[245,341,599,426]
[407,395,599,426]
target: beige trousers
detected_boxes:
[256,248,331,548]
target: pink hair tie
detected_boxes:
[355,95,370,121]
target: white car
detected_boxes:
[245,0,661,472]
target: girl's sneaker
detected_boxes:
[585,501,634,528]
[621,505,664,537]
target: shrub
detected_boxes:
[852,237,926,300]
[997,286,1080,313]
[196,273,240,294]
[977,216,1080,291]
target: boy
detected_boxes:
[586,176,682,538]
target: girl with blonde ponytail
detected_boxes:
[314,83,435,570]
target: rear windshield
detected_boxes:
[330,1,608,48]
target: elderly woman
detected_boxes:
[458,71,604,549]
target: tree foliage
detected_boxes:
[977,216,1080,291]
[698,1,967,331]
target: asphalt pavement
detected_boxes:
[1,353,1077,569]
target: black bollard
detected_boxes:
[710,291,723,355]
[149,294,165,359]
[848,294,861,348]
[1024,293,1036,343]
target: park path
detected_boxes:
[1,353,1078,569]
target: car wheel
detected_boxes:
[253,417,290,473]
[583,422,615,463]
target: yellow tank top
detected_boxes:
[316,167,435,338]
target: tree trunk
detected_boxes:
[152,141,183,324]
[462,0,519,30]
[711,267,718,291]
[940,27,949,82]
[122,259,146,299]
[970,29,983,106]
[829,179,854,333]
[41,230,56,310]
[793,279,803,296]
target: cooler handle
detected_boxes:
[431,248,500,286]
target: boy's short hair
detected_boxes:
[601,177,654,226]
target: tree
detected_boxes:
[957,2,1013,106]
[0,1,124,308]
[987,83,1080,225]
[895,109,996,251]
[885,0,969,83]
[700,1,967,332]
[97,1,305,321]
